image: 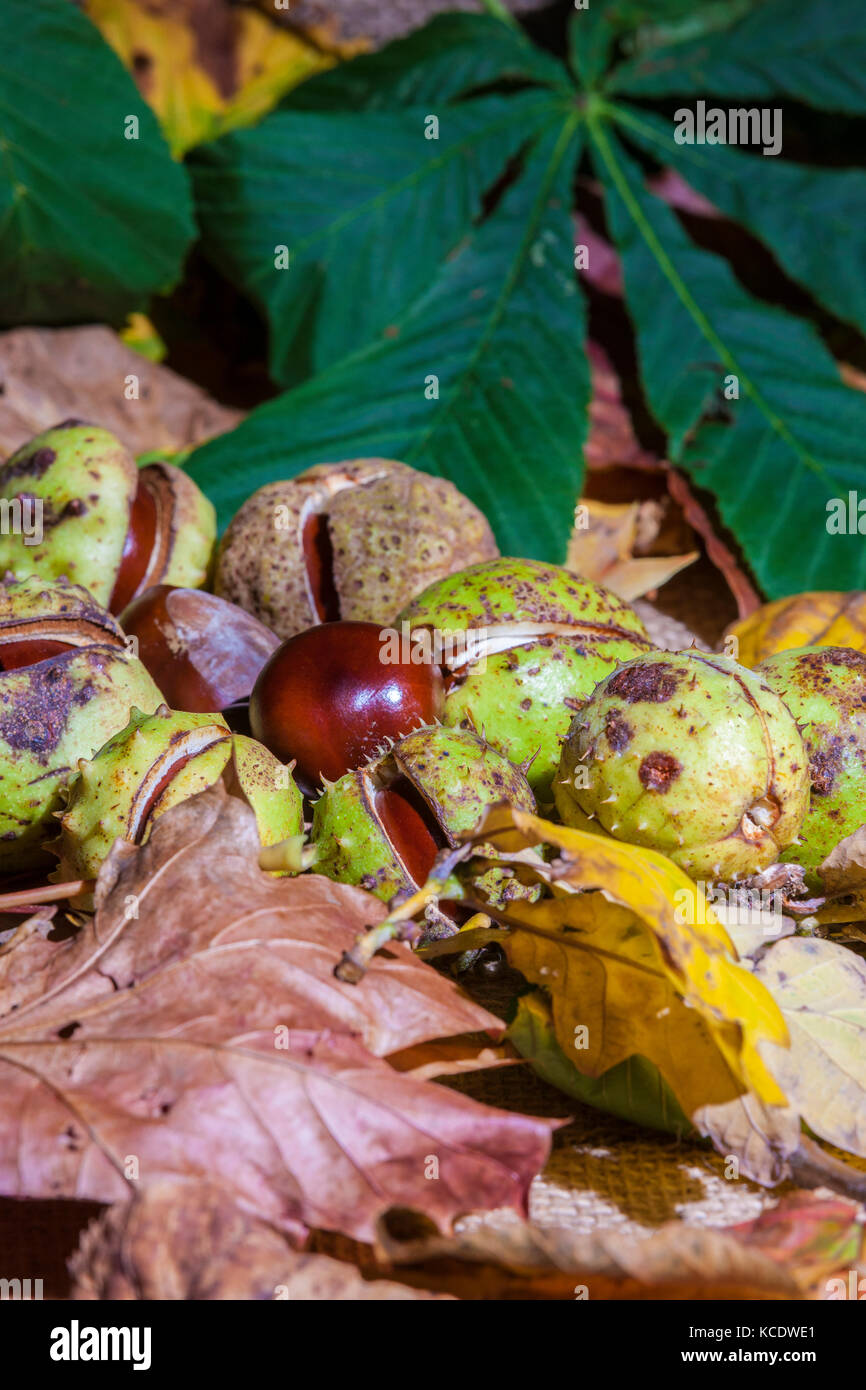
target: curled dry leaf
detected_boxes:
[756,936,866,1159]
[577,342,759,626]
[0,786,553,1243]
[376,1206,814,1301]
[375,1190,863,1300]
[630,599,707,653]
[693,1093,801,1187]
[726,591,866,667]
[567,497,698,602]
[0,325,242,459]
[71,1178,451,1300]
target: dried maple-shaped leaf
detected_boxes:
[70,1178,451,1301]
[726,591,866,667]
[384,806,790,1121]
[0,787,553,1242]
[755,936,866,1159]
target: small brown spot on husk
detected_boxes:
[607,664,680,704]
[638,751,682,792]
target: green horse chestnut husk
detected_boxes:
[556,649,810,881]
[397,558,654,801]
[306,724,535,931]
[757,645,866,878]
[0,577,164,870]
[53,705,303,896]
[0,421,215,613]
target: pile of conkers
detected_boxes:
[0,418,863,919]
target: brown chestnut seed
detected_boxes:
[374,775,449,888]
[249,620,444,792]
[109,473,159,613]
[120,585,280,713]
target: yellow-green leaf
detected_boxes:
[454,806,789,1118]
[87,0,223,156]
[86,0,334,157]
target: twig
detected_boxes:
[0,880,90,911]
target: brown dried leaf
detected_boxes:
[375,1190,864,1300]
[0,787,553,1242]
[376,1210,801,1300]
[71,1178,451,1300]
[820,826,866,898]
[568,497,698,601]
[0,326,242,459]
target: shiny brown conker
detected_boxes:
[249,620,444,792]
[120,584,280,713]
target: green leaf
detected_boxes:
[613,103,866,337]
[0,0,194,324]
[567,0,752,90]
[508,991,693,1137]
[568,5,618,90]
[613,0,866,114]
[191,92,556,385]
[283,13,568,112]
[186,115,590,563]
[589,122,866,598]
[616,0,762,56]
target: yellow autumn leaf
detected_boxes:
[216,9,335,138]
[445,806,790,1118]
[87,0,223,156]
[87,0,336,158]
[726,592,866,667]
[120,312,166,363]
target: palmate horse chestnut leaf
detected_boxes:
[249,619,444,793]
[0,421,215,613]
[399,557,654,801]
[214,459,498,640]
[556,650,810,882]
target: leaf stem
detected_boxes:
[0,880,90,910]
